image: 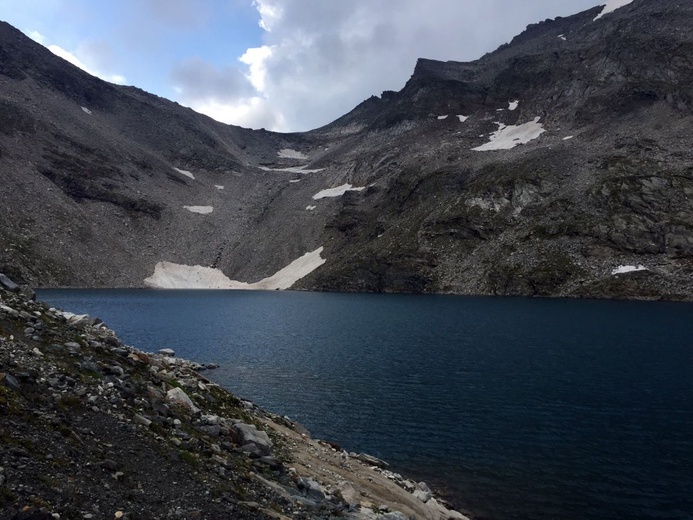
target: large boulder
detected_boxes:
[232,422,273,457]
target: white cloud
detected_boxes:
[28,30,46,44]
[169,0,600,131]
[239,45,274,92]
[253,0,283,32]
[48,43,126,84]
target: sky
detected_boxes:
[0,0,605,132]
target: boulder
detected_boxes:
[166,387,200,414]
[0,273,19,292]
[232,422,273,457]
[350,452,390,468]
[158,348,175,357]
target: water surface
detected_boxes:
[38,289,693,520]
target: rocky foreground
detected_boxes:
[0,274,468,520]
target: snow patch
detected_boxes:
[563,136,574,141]
[258,165,324,174]
[558,34,567,41]
[306,205,317,211]
[278,148,308,160]
[612,265,648,275]
[472,117,546,151]
[183,206,213,214]
[456,115,469,123]
[312,184,365,200]
[437,115,448,120]
[215,185,224,190]
[81,106,92,115]
[594,0,634,20]
[508,100,519,111]
[144,247,326,290]
[174,168,195,180]
[289,179,301,183]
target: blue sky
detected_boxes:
[0,0,609,132]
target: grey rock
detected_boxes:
[166,387,200,414]
[0,273,19,292]
[233,422,273,457]
[0,372,21,391]
[412,489,431,503]
[351,452,390,469]
[133,414,152,427]
[158,348,175,357]
[297,477,326,501]
[196,424,221,437]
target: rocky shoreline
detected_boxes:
[0,274,468,520]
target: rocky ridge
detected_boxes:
[1,0,693,299]
[0,274,468,520]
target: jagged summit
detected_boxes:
[1,0,693,299]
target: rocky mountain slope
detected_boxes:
[0,274,468,520]
[1,0,693,299]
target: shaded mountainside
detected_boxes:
[1,0,693,299]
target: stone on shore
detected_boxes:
[232,422,273,457]
[350,452,390,468]
[166,387,200,413]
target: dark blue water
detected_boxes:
[38,289,693,520]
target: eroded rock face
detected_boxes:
[1,1,693,299]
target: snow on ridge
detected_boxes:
[258,165,324,174]
[144,247,326,290]
[457,115,469,123]
[508,100,519,111]
[594,0,634,20]
[81,107,92,115]
[312,183,365,200]
[472,117,546,151]
[278,148,308,160]
[183,206,213,214]
[437,115,449,120]
[174,167,195,180]
[611,264,648,275]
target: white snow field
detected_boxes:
[508,100,519,111]
[81,107,92,114]
[183,206,213,214]
[312,184,365,200]
[457,115,469,122]
[144,247,326,290]
[612,265,648,275]
[278,149,308,160]
[472,117,546,151]
[258,165,324,174]
[594,0,634,20]
[174,167,195,180]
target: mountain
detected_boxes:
[1,0,692,299]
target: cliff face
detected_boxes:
[1,0,693,299]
